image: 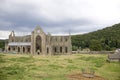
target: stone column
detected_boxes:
[20,46,23,54]
[25,46,27,54]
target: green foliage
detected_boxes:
[90,40,102,51]
[72,46,78,51]
[0,40,5,50]
[72,23,120,51]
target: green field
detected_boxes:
[0,53,120,80]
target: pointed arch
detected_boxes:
[27,47,30,53]
[47,47,49,54]
[54,47,57,53]
[65,47,68,53]
[23,47,25,53]
[8,47,11,51]
[60,47,62,53]
[36,35,42,53]
[18,47,20,52]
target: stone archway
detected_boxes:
[18,47,20,52]
[65,47,68,53]
[47,47,49,54]
[60,47,62,53]
[23,47,25,53]
[36,35,42,54]
[8,47,11,51]
[27,47,30,53]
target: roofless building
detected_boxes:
[5,26,72,55]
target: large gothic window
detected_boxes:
[36,35,42,53]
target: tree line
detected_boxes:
[0,40,5,50]
[72,23,120,51]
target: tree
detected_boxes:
[89,40,102,51]
[72,46,78,51]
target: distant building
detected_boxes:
[108,49,120,62]
[5,26,72,55]
[115,49,120,53]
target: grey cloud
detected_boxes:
[0,6,93,33]
[0,0,120,39]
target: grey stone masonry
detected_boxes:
[5,26,72,55]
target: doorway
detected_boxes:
[36,35,42,53]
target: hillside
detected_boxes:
[72,23,120,51]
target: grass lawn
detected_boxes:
[0,53,120,80]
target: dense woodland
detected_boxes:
[72,23,120,51]
[0,23,120,51]
[0,40,5,50]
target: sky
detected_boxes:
[0,0,120,39]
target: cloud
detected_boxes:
[0,0,120,39]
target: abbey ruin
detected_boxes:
[5,26,72,55]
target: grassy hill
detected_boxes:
[72,23,120,51]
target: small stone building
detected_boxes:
[5,26,72,55]
[108,49,120,61]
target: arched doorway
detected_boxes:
[8,47,11,51]
[18,47,20,52]
[60,47,62,53]
[54,47,57,53]
[27,47,30,53]
[23,47,25,53]
[65,47,68,53]
[47,47,49,54]
[36,35,42,54]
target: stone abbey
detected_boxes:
[5,26,72,55]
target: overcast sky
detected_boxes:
[0,0,120,39]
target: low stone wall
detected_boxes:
[90,51,114,54]
[72,51,114,54]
